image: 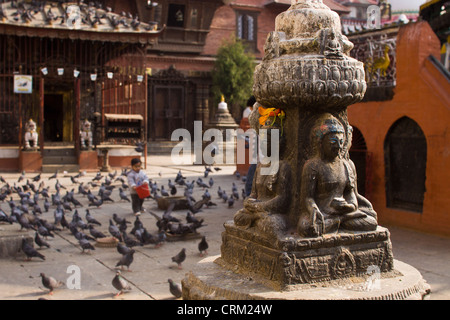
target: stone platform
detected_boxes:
[220,221,394,290]
[182,255,431,300]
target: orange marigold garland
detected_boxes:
[258,106,286,136]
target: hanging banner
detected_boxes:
[14,75,33,94]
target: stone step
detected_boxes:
[148,141,191,155]
[42,164,80,173]
[42,148,76,157]
[43,156,78,165]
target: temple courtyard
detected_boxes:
[0,154,449,300]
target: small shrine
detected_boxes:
[182,0,431,300]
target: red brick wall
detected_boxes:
[348,21,450,237]
[203,1,281,59]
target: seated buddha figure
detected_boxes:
[233,106,292,240]
[297,114,378,237]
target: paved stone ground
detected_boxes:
[0,154,449,300]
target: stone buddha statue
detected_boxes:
[297,114,378,237]
[233,106,292,239]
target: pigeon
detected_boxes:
[122,231,141,248]
[21,238,45,261]
[18,213,36,231]
[168,279,182,299]
[109,219,123,242]
[37,221,54,239]
[48,170,58,180]
[112,271,131,297]
[113,213,130,226]
[34,232,50,249]
[227,196,235,208]
[171,248,186,269]
[0,209,12,224]
[44,198,50,212]
[88,225,107,239]
[18,170,26,182]
[88,197,103,208]
[198,236,209,257]
[135,142,145,153]
[117,243,132,255]
[85,210,101,226]
[119,188,131,202]
[160,186,169,197]
[116,249,135,271]
[40,273,63,295]
[79,238,95,253]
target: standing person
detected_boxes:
[127,158,150,216]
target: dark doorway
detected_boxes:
[44,94,64,142]
[349,126,368,197]
[153,86,185,140]
[384,117,427,213]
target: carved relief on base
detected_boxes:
[221,221,394,289]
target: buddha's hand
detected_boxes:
[244,198,262,213]
[330,197,356,214]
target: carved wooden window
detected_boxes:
[384,117,427,213]
[167,4,185,28]
[236,11,258,52]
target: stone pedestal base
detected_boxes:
[220,221,394,290]
[19,150,42,172]
[79,150,98,171]
[182,256,431,300]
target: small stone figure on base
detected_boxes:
[297,114,378,237]
[80,119,93,150]
[24,119,38,150]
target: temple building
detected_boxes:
[0,0,163,172]
[0,0,351,170]
[345,18,450,237]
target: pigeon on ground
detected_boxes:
[113,213,130,226]
[79,238,95,253]
[119,188,131,202]
[40,273,63,295]
[85,210,101,226]
[0,209,12,224]
[34,232,50,249]
[227,196,235,208]
[112,271,131,297]
[168,279,182,299]
[122,232,141,248]
[109,219,123,242]
[116,249,135,271]
[88,225,106,239]
[21,238,45,261]
[48,170,58,180]
[117,243,132,255]
[198,236,209,257]
[171,248,186,269]
[88,197,103,208]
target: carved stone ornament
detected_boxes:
[80,119,93,150]
[253,0,366,111]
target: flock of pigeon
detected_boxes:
[0,165,247,299]
[0,0,159,32]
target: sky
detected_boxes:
[389,0,427,11]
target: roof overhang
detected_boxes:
[0,1,164,44]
